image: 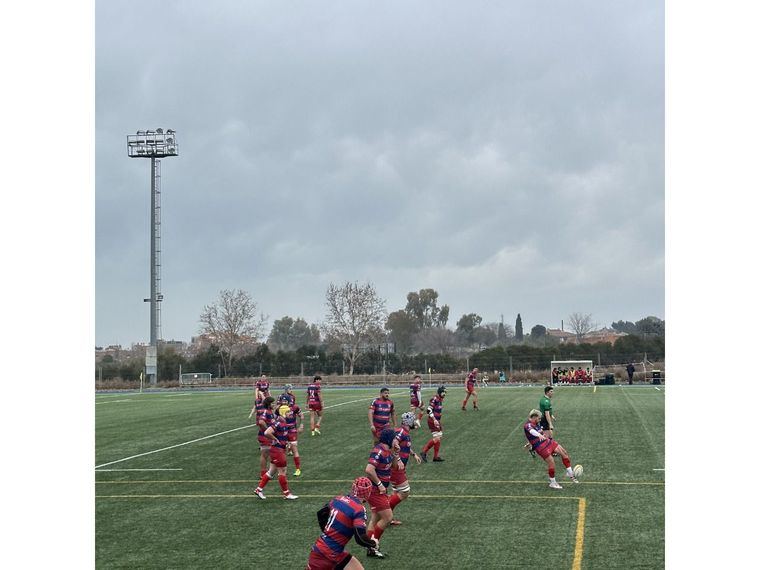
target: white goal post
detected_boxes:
[550,360,594,384]
[179,372,213,385]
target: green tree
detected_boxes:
[611,320,638,334]
[530,324,547,338]
[158,348,187,381]
[635,316,665,337]
[405,288,449,329]
[385,310,418,355]
[515,314,524,342]
[267,316,321,352]
[456,313,483,337]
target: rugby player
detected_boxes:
[364,428,399,558]
[387,412,422,525]
[539,385,556,438]
[409,374,424,425]
[308,375,324,436]
[306,477,378,570]
[253,404,299,500]
[255,396,276,477]
[368,387,396,442]
[524,409,578,489]
[286,400,305,476]
[421,386,446,462]
[461,367,480,411]
[255,374,271,401]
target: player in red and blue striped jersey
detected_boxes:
[285,402,304,476]
[306,477,377,570]
[421,386,447,462]
[461,367,480,411]
[278,383,297,407]
[255,375,271,401]
[363,428,399,558]
[308,375,323,436]
[524,409,578,489]
[253,405,298,500]
[368,387,396,442]
[254,396,276,477]
[387,412,422,525]
[409,374,424,425]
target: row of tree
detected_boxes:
[166,283,665,378]
[97,333,665,382]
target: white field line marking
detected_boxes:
[95,392,403,469]
[96,399,133,405]
[653,468,665,471]
[95,468,184,472]
[655,387,661,391]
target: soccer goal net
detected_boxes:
[179,372,213,385]
[550,360,594,385]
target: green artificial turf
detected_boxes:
[95,385,664,569]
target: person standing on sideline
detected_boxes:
[626,363,635,385]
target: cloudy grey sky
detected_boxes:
[95,0,663,347]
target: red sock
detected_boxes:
[258,472,270,489]
[423,440,433,453]
[278,474,289,493]
[562,457,571,469]
[548,467,555,478]
[260,470,266,477]
[433,440,441,458]
[389,493,402,509]
[294,456,301,469]
[462,399,467,407]
[374,526,385,540]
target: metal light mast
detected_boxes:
[127,129,179,385]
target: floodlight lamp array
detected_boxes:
[127,129,179,158]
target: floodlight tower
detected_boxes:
[127,129,179,385]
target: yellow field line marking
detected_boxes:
[95,478,664,487]
[593,385,596,393]
[572,497,587,570]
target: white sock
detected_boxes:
[567,467,574,477]
[550,477,557,483]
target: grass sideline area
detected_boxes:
[95,385,665,569]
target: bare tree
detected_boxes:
[322,281,386,375]
[567,312,595,342]
[199,289,268,376]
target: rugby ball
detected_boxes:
[573,464,584,478]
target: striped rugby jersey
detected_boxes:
[369,397,394,428]
[394,425,412,465]
[428,395,443,421]
[368,444,393,484]
[312,495,367,561]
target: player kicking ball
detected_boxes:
[523,409,579,489]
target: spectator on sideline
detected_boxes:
[626,363,635,385]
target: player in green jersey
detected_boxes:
[539,386,555,438]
